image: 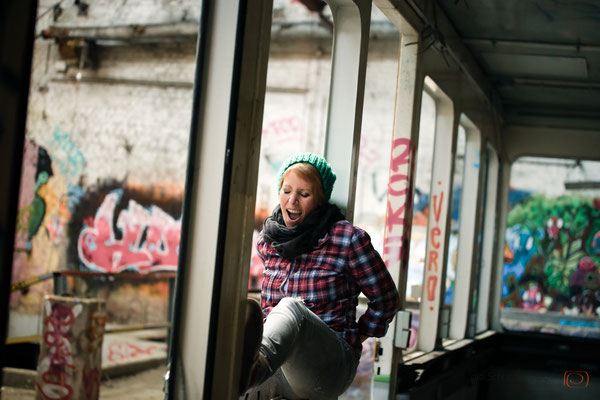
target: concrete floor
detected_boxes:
[1,366,166,400]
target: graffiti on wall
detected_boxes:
[425,183,444,310]
[261,116,303,146]
[260,116,305,173]
[502,194,600,317]
[106,340,164,363]
[77,189,181,273]
[382,138,412,270]
[48,126,86,180]
[11,139,82,314]
[35,297,105,400]
[16,142,54,246]
[36,302,82,400]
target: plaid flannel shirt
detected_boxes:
[257,220,400,352]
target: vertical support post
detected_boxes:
[417,81,455,352]
[35,295,106,400]
[374,27,422,400]
[323,0,371,220]
[449,117,481,340]
[169,0,272,399]
[0,1,38,385]
[476,146,499,333]
[490,160,510,331]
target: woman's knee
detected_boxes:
[276,296,303,309]
[271,297,308,321]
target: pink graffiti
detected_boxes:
[383,138,412,269]
[77,191,181,273]
[261,116,302,145]
[359,136,380,165]
[36,303,79,400]
[426,186,444,309]
[107,341,160,363]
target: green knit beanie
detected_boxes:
[277,152,336,199]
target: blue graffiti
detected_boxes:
[502,224,538,297]
[49,126,86,180]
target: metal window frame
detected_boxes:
[167,1,273,398]
[449,114,482,340]
[324,0,372,220]
[476,145,499,333]
[490,160,511,332]
[371,8,422,399]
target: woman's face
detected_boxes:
[279,169,320,227]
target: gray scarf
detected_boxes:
[262,203,345,259]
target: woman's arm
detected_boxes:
[347,227,401,339]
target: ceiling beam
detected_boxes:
[496,78,600,90]
[463,38,600,55]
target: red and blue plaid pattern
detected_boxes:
[257,220,400,351]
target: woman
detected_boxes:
[241,152,400,399]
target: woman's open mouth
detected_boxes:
[287,209,302,222]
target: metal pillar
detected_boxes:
[0,0,38,386]
[476,146,499,333]
[323,0,371,220]
[449,116,482,340]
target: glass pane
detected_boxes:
[445,125,466,307]
[353,18,399,254]
[501,157,600,339]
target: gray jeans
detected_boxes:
[256,297,361,400]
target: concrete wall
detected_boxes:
[10,0,198,336]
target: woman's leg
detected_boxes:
[240,299,264,394]
[257,297,360,400]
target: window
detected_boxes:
[501,157,600,338]
[250,0,335,291]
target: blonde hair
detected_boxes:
[279,163,326,206]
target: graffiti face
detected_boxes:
[546,217,563,239]
[77,189,181,273]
